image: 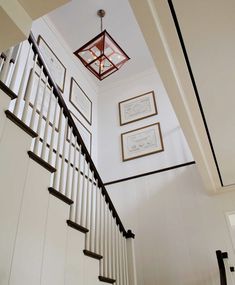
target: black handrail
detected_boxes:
[28,32,134,238]
[216,250,227,285]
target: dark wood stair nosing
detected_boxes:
[66,220,89,233]
[28,151,56,173]
[5,110,38,138]
[48,187,73,205]
[83,249,103,260]
[98,276,116,284]
[0,81,17,100]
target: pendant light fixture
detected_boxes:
[74,9,130,81]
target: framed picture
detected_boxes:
[37,35,66,93]
[121,123,164,161]
[24,70,59,130]
[69,77,92,125]
[67,111,92,154]
[119,91,157,125]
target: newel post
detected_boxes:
[126,229,137,285]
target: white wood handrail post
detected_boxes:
[126,231,137,285]
[0,47,14,84]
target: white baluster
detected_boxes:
[53,108,64,190]
[0,57,5,74]
[126,232,137,285]
[58,117,68,194]
[14,43,32,117]
[76,154,86,225]
[33,76,48,156]
[124,238,129,285]
[99,191,104,256]
[69,140,80,221]
[100,196,106,277]
[48,97,59,165]
[110,213,114,280]
[112,218,117,281]
[9,43,23,92]
[120,231,124,285]
[87,172,96,251]
[116,225,121,285]
[22,54,38,124]
[0,47,14,84]
[94,182,100,254]
[29,66,43,130]
[103,202,108,277]
[121,235,127,285]
[107,208,112,278]
[85,171,94,250]
[65,127,73,198]
[41,86,54,161]
[81,161,89,227]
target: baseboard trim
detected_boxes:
[104,161,195,186]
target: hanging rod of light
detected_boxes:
[73,9,130,81]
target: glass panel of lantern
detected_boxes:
[74,30,130,80]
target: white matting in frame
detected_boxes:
[69,77,92,125]
[121,122,164,161]
[67,111,92,154]
[119,91,157,125]
[37,35,66,93]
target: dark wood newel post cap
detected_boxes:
[126,229,135,239]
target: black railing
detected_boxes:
[28,32,134,239]
[216,250,227,285]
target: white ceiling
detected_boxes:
[47,0,156,85]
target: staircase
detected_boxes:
[0,33,137,285]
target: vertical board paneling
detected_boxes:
[41,196,69,285]
[0,119,31,285]
[65,227,85,285]
[9,160,51,285]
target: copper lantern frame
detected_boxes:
[73,10,130,81]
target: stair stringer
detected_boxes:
[9,158,52,285]
[0,109,33,285]
[0,90,110,285]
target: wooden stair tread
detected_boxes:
[67,220,89,233]
[5,110,38,138]
[28,151,56,173]
[98,276,116,284]
[48,187,73,205]
[83,249,103,260]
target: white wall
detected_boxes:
[31,17,99,163]
[107,164,235,285]
[97,67,193,183]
